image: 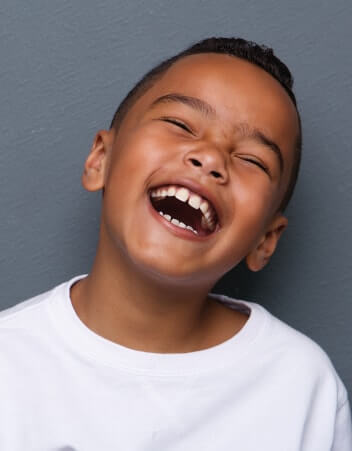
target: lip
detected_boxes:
[148,176,223,227]
[147,196,219,241]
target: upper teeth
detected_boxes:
[150,184,217,231]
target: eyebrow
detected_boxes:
[236,123,284,173]
[149,93,284,173]
[149,93,217,117]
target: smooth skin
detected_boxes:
[71,53,300,353]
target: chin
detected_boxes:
[120,243,214,290]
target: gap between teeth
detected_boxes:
[159,211,198,235]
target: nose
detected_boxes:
[184,146,228,183]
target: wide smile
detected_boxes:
[147,183,220,240]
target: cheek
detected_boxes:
[113,127,176,176]
[212,171,277,267]
[233,164,277,211]
[101,130,175,234]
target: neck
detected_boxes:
[70,229,221,353]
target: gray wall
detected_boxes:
[1,0,351,395]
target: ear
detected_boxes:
[245,214,288,272]
[82,130,114,192]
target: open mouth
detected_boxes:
[149,184,219,237]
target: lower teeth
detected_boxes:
[159,211,198,235]
[201,215,214,232]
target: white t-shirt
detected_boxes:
[0,275,351,451]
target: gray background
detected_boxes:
[0,0,351,395]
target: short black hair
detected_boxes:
[110,37,302,211]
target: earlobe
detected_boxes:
[245,214,288,272]
[82,130,114,192]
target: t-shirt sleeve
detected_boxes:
[331,397,352,451]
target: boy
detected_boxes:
[1,37,351,450]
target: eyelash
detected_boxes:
[160,118,270,176]
[161,117,193,134]
[240,157,269,174]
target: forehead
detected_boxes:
[157,54,297,131]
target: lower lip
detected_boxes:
[147,196,217,242]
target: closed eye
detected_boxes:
[240,157,270,175]
[161,117,194,134]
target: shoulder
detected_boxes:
[0,275,85,330]
[216,293,335,366]
[0,285,58,379]
[0,287,53,329]
[0,276,80,345]
[0,283,63,359]
[0,276,86,379]
[214,293,349,409]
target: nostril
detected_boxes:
[210,170,222,178]
[190,158,202,167]
[188,158,224,180]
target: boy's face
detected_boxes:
[84,53,299,286]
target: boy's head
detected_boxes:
[109,37,301,213]
[82,37,301,287]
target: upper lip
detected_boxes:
[148,177,223,226]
